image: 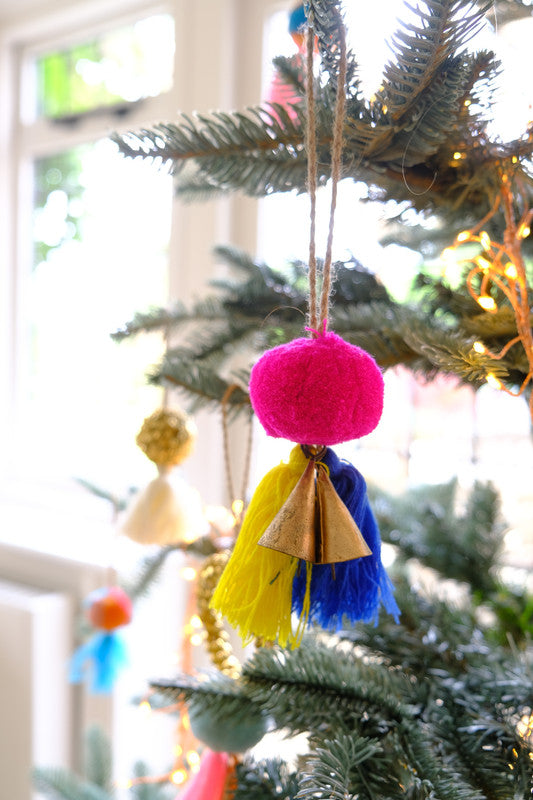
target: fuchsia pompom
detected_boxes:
[249,331,384,445]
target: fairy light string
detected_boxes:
[443,168,533,419]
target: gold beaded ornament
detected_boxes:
[136,408,197,468]
[122,408,206,546]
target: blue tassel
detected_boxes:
[292,447,400,631]
[69,631,129,693]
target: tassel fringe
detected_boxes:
[211,447,310,647]
[292,448,400,629]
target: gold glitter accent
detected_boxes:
[197,553,241,678]
[136,408,197,467]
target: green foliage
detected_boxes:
[371,479,504,593]
[113,246,530,413]
[33,150,86,265]
[297,733,396,800]
[129,763,173,800]
[152,632,532,800]
[371,478,533,646]
[33,726,111,800]
[75,477,135,515]
[113,1,533,225]
[234,759,299,800]
[123,537,218,602]
[107,4,533,800]
[84,727,112,791]
[142,470,531,798]
[33,727,173,800]
[32,769,111,800]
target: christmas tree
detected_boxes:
[35,1,532,798]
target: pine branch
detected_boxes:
[130,763,174,799]
[148,357,251,416]
[150,617,532,798]
[305,0,361,99]
[114,250,531,410]
[372,479,504,595]
[297,733,398,800]
[150,671,266,735]
[111,303,189,341]
[436,701,533,800]
[271,54,306,97]
[123,538,217,601]
[381,0,490,120]
[75,477,133,514]
[84,727,112,791]
[235,759,299,800]
[113,2,533,219]
[32,769,111,800]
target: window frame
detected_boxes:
[0,0,286,786]
[0,0,287,538]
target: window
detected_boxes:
[5,8,176,501]
[33,15,174,119]
[0,0,275,791]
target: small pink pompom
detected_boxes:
[249,331,384,445]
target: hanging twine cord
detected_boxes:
[305,17,348,333]
[221,384,254,525]
[306,28,318,331]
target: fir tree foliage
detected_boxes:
[371,478,533,645]
[33,727,173,800]
[105,4,533,799]
[234,758,299,800]
[113,0,533,224]
[142,473,532,799]
[151,630,532,800]
[113,245,530,412]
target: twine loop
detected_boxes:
[305,14,347,335]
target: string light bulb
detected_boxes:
[456,231,469,242]
[475,255,492,273]
[473,341,487,354]
[479,231,491,250]
[486,373,503,390]
[477,295,497,311]
[504,263,518,279]
[186,750,201,767]
[180,566,197,581]
[171,769,188,786]
[231,498,244,518]
[115,779,134,790]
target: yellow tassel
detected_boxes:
[211,446,309,648]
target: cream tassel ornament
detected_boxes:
[122,408,205,546]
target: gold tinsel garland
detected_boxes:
[197,553,241,679]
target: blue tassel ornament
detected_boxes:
[69,586,132,693]
[292,447,400,631]
[69,630,130,693]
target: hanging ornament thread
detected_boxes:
[211,9,398,647]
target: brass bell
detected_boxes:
[258,458,372,564]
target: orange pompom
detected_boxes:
[86,587,132,631]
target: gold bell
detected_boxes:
[257,457,371,564]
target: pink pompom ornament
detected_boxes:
[249,330,384,445]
